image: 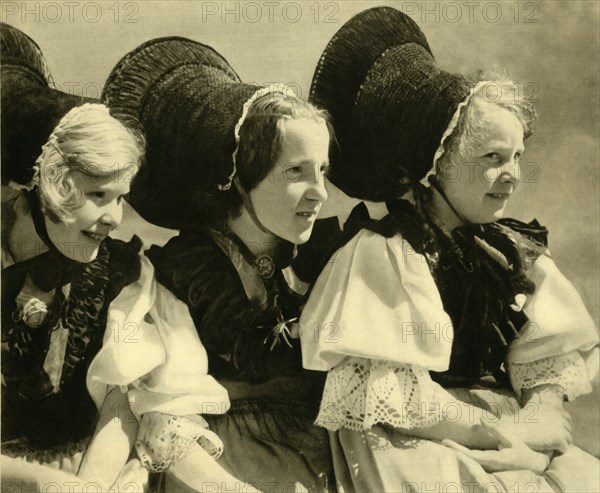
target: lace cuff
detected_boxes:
[508,351,592,401]
[315,357,452,431]
[135,412,224,473]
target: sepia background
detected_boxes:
[2,0,598,455]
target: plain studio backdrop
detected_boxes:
[2,0,598,455]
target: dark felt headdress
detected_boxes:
[1,23,98,187]
[102,36,294,229]
[310,7,475,201]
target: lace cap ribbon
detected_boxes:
[420,80,493,187]
[218,84,298,191]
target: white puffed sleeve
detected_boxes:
[507,255,599,400]
[87,255,230,470]
[300,229,455,431]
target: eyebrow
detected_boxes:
[482,142,525,153]
[80,180,131,193]
[284,160,330,167]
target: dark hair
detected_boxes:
[209,92,332,227]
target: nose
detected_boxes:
[307,168,328,203]
[99,199,123,229]
[498,158,520,185]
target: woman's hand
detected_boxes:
[170,443,265,493]
[521,384,565,410]
[501,402,572,453]
[443,419,550,475]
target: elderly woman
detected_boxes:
[298,7,599,493]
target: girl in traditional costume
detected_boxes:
[1,25,229,492]
[102,37,334,492]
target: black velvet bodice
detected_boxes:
[1,236,142,447]
[147,228,309,384]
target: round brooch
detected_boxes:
[13,297,49,328]
[255,255,275,280]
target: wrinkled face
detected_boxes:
[249,117,330,245]
[45,170,132,262]
[437,100,525,224]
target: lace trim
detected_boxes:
[315,358,451,431]
[135,412,224,473]
[420,81,492,187]
[508,352,592,401]
[219,84,297,191]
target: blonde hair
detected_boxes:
[34,103,145,222]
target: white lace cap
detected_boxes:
[218,83,299,191]
[420,80,492,188]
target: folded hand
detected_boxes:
[443,419,551,475]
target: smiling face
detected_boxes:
[248,117,330,245]
[436,99,525,226]
[45,170,132,263]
